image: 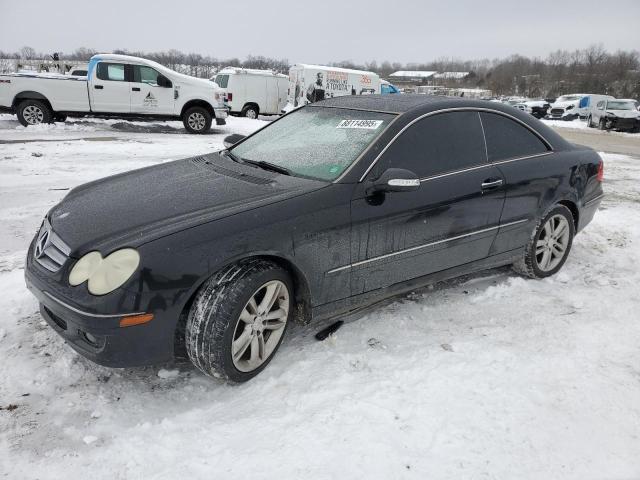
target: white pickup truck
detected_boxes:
[0,54,227,133]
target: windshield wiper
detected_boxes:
[221,149,242,163]
[242,159,291,176]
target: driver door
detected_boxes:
[130,64,175,115]
[349,111,506,294]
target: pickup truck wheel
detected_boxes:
[513,205,575,279]
[183,106,212,134]
[185,259,292,383]
[17,100,52,127]
[241,105,259,119]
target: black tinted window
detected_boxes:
[96,63,125,81]
[380,111,486,178]
[480,113,548,162]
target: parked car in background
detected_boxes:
[67,65,88,77]
[213,67,288,118]
[512,100,551,119]
[577,94,615,119]
[587,99,640,132]
[25,95,604,382]
[547,94,588,120]
[0,54,227,133]
[284,64,380,111]
[380,79,401,95]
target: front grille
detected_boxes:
[33,218,71,272]
[44,306,67,330]
[550,108,564,115]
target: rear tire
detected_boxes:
[16,100,52,127]
[182,106,212,134]
[513,205,575,279]
[186,259,293,383]
[241,104,259,119]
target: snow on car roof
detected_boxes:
[292,64,378,76]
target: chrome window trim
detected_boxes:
[584,193,604,207]
[326,218,529,274]
[358,107,554,182]
[43,291,145,318]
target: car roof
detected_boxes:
[309,94,573,151]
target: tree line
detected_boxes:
[1,45,638,99]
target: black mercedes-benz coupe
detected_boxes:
[25,95,604,382]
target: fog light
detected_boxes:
[81,330,100,347]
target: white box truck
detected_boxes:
[0,54,227,133]
[284,64,380,111]
[213,67,288,118]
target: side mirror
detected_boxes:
[157,75,172,88]
[367,168,420,195]
[223,133,246,148]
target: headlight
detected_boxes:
[69,248,140,295]
[566,105,574,110]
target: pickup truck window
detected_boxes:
[134,65,161,86]
[215,75,229,88]
[96,63,126,82]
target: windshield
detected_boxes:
[606,101,635,111]
[231,107,395,181]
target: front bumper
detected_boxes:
[25,242,179,367]
[603,116,638,131]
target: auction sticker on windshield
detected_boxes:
[336,119,384,129]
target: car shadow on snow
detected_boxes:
[108,121,225,135]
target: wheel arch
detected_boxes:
[242,102,260,113]
[173,253,312,359]
[180,99,215,118]
[557,199,579,230]
[13,91,53,111]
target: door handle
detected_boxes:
[94,85,104,89]
[481,178,504,190]
[132,87,140,92]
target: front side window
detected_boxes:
[134,65,161,85]
[215,74,229,88]
[96,63,125,81]
[231,107,395,181]
[379,111,487,178]
[481,112,549,162]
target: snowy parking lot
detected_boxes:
[1,114,639,479]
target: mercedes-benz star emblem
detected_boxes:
[35,228,50,259]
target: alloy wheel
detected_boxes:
[535,214,571,272]
[231,280,289,372]
[188,112,206,131]
[23,105,44,125]
[246,109,257,119]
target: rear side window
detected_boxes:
[96,63,125,82]
[215,74,229,88]
[380,111,486,178]
[480,113,549,162]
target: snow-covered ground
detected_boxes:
[1,114,640,479]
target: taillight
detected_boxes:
[227,92,233,101]
[597,160,604,182]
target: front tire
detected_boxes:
[587,116,593,128]
[513,205,575,279]
[186,259,292,383]
[17,100,53,127]
[182,106,212,134]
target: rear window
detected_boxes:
[480,113,549,162]
[215,74,229,88]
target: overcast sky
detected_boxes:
[1,0,639,64]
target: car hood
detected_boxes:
[48,153,326,256]
[550,100,578,109]
[605,109,640,118]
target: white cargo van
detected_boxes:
[213,67,288,118]
[284,64,380,111]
